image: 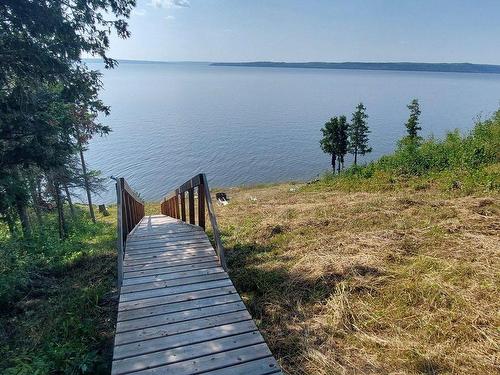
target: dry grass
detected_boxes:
[213,183,500,375]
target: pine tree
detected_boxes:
[349,103,372,165]
[405,99,422,139]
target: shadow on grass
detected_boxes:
[223,241,353,370]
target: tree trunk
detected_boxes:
[29,177,43,227]
[15,199,31,240]
[78,143,96,223]
[354,148,358,165]
[331,154,336,173]
[63,183,76,219]
[5,211,17,237]
[337,157,341,173]
[54,181,68,239]
[12,167,32,240]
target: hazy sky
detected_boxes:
[105,0,500,64]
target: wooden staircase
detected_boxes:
[111,175,282,375]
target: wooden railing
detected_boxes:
[115,177,145,287]
[161,173,227,270]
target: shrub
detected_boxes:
[318,109,500,192]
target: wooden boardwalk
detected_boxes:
[112,215,282,375]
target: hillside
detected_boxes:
[214,182,499,374]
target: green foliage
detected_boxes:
[405,98,422,139]
[349,102,372,164]
[0,207,117,374]
[320,116,349,172]
[0,0,134,239]
[314,109,500,193]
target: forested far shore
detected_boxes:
[211,61,500,74]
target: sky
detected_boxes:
[104,0,500,64]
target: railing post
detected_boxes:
[180,191,186,221]
[200,174,227,270]
[198,184,206,230]
[188,188,195,224]
[159,173,226,271]
[116,178,124,288]
[116,177,145,289]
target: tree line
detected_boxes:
[0,0,136,240]
[320,99,421,172]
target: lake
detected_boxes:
[86,61,500,203]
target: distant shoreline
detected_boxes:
[210,61,500,74]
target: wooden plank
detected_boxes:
[112,331,264,375]
[126,232,206,243]
[118,285,237,311]
[122,266,226,288]
[123,252,216,267]
[124,246,215,261]
[120,271,228,293]
[123,254,217,268]
[125,249,214,261]
[113,320,258,360]
[123,257,218,273]
[115,309,252,346]
[112,212,281,375]
[116,300,246,333]
[125,240,212,254]
[132,224,199,232]
[126,233,209,248]
[200,357,282,375]
[125,239,213,256]
[125,238,211,252]
[119,279,233,303]
[117,343,273,375]
[117,292,242,322]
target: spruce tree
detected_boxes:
[349,103,372,165]
[405,99,422,139]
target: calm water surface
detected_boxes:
[86,62,500,203]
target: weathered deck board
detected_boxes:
[112,215,281,375]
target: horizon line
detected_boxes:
[82,58,500,67]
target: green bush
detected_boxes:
[318,109,500,192]
[0,208,117,374]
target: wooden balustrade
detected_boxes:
[115,177,145,287]
[161,173,226,270]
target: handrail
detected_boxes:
[161,173,227,270]
[115,177,145,287]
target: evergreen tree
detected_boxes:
[0,0,135,239]
[320,116,349,172]
[336,116,349,171]
[405,99,422,139]
[320,119,337,172]
[349,103,372,165]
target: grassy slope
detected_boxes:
[215,181,499,375]
[0,209,118,375]
[1,181,497,375]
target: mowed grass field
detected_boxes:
[1,178,498,374]
[213,182,499,375]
